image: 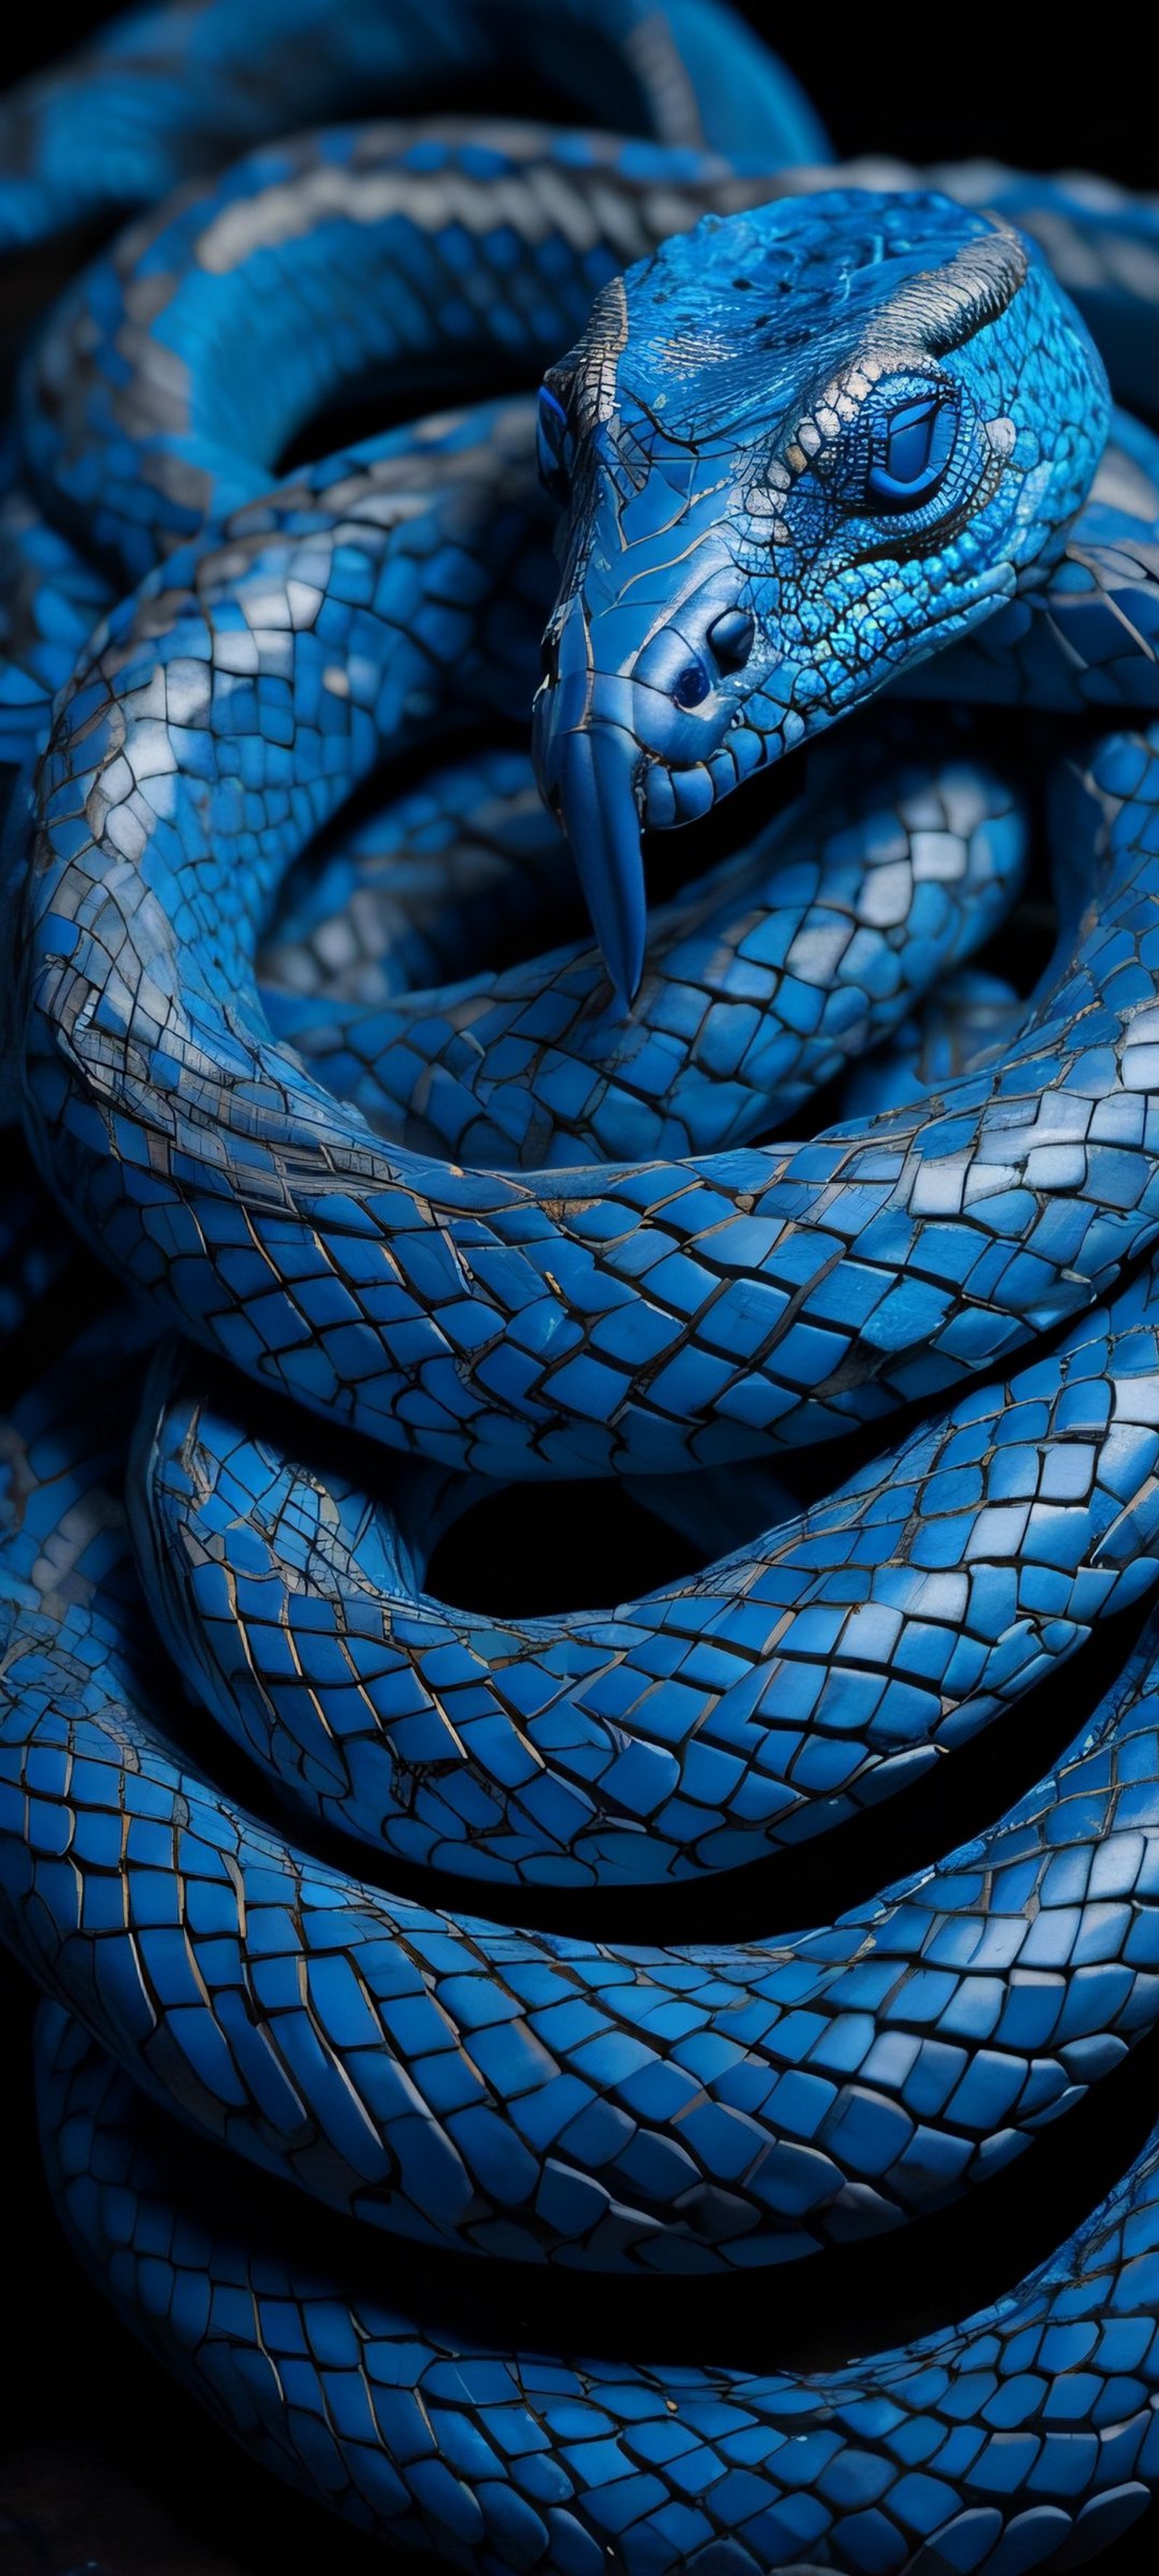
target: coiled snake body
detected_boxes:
[4,4,1159,2569]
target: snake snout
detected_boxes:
[631,602,756,714]
[534,580,758,1007]
[537,708,647,1012]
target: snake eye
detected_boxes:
[865,391,957,512]
[537,385,574,506]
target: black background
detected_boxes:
[5,7,1158,187]
[1,7,1158,2575]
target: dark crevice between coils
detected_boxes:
[0,1134,119,1415]
[27,1960,1159,2383]
[17,1918,1152,2576]
[148,1342,1159,1941]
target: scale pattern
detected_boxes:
[133,1252,1159,1884]
[15,613,1159,1484]
[3,2,1159,2566]
[0,0,825,249]
[4,1331,1159,2282]
[0,122,781,761]
[40,2007,1159,2576]
[258,729,1025,1169]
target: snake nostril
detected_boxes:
[673,659,711,710]
[707,607,756,675]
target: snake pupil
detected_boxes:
[865,387,958,511]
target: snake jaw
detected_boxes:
[532,533,758,1003]
[535,703,648,1010]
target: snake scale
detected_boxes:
[5,3,1159,2569]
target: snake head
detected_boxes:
[532,188,1108,1005]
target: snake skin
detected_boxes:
[0,0,826,250]
[254,724,1025,1170]
[38,2004,1159,2576]
[12,414,1159,1489]
[4,3,1159,2569]
[4,1321,1159,2280]
[130,1234,1159,1884]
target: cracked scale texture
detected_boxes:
[38,2004,1159,2576]
[4,1331,1159,2278]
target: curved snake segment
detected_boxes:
[255,747,588,1011]
[16,621,1159,1485]
[130,1254,1159,1885]
[7,124,1159,773]
[0,0,827,252]
[38,2006,1159,2576]
[17,122,779,587]
[5,5,1159,2565]
[1,180,1145,1473]
[840,971,1026,1126]
[259,728,1026,1170]
[4,1329,1159,2283]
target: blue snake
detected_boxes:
[6,4,1159,2569]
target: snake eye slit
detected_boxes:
[537,384,574,506]
[864,390,958,512]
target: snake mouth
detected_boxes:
[534,661,753,1008]
[540,717,649,1011]
[541,711,766,1005]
